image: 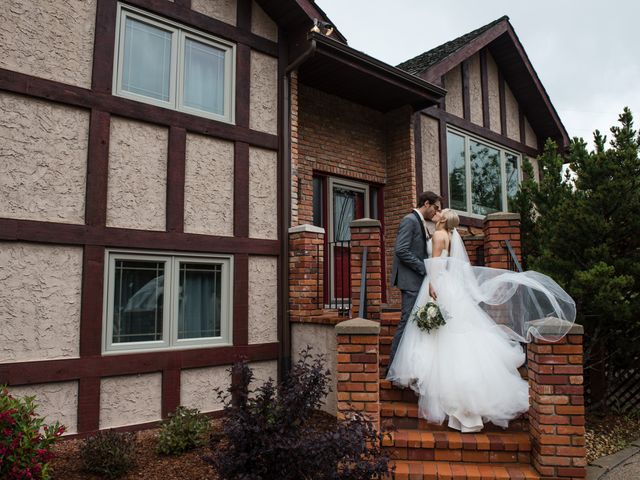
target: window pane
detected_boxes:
[113,260,165,343]
[178,263,222,339]
[447,132,467,211]
[470,140,501,215]
[183,37,225,115]
[333,187,365,242]
[122,17,172,101]
[505,153,519,212]
[312,176,323,227]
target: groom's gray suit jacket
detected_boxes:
[391,211,429,291]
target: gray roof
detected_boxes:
[396,16,509,75]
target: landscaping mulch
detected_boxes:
[49,420,223,480]
[586,412,640,463]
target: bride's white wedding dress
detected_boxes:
[387,229,575,432]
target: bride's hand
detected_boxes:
[429,282,437,300]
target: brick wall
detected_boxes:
[349,219,383,321]
[289,225,325,322]
[483,212,522,268]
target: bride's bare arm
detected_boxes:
[429,231,448,299]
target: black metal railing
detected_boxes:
[503,239,523,272]
[325,240,352,315]
[475,245,484,266]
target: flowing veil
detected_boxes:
[422,229,576,343]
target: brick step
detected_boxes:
[381,401,528,432]
[380,311,402,326]
[389,461,540,480]
[382,429,531,463]
[380,379,419,403]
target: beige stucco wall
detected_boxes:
[0,243,82,364]
[107,117,168,231]
[291,323,337,415]
[0,93,89,224]
[184,134,234,236]
[0,0,95,89]
[248,360,278,390]
[505,82,520,142]
[181,365,230,413]
[486,52,501,133]
[191,0,236,26]
[251,0,278,41]
[249,147,278,239]
[527,156,540,182]
[525,116,538,149]
[10,381,79,435]
[420,114,440,194]
[99,373,162,429]
[250,50,278,135]
[444,65,463,118]
[468,54,483,126]
[248,256,278,345]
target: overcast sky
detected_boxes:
[316,0,640,148]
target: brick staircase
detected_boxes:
[378,310,541,479]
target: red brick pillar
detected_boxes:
[336,318,380,429]
[483,212,521,268]
[349,219,382,321]
[528,323,586,479]
[289,225,324,322]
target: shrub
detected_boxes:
[156,406,209,455]
[81,430,136,479]
[205,347,392,480]
[0,386,65,480]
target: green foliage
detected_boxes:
[81,430,136,479]
[0,386,65,480]
[156,406,209,455]
[516,108,640,368]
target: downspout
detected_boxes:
[280,38,316,379]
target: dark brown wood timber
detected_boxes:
[237,0,251,31]
[461,60,471,121]
[174,0,191,8]
[92,0,118,93]
[85,110,111,227]
[79,246,106,357]
[423,107,539,158]
[123,0,277,57]
[77,377,101,433]
[166,127,187,233]
[233,254,249,346]
[499,70,507,136]
[519,105,526,145]
[438,115,449,208]
[235,44,251,128]
[0,68,278,151]
[0,343,279,386]
[162,369,181,418]
[0,218,280,255]
[234,142,250,237]
[480,49,490,128]
[414,113,424,196]
[459,216,484,228]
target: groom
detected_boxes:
[388,191,442,369]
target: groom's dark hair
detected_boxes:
[417,191,442,208]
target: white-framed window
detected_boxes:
[446,127,521,217]
[103,250,233,354]
[113,3,236,123]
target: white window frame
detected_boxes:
[446,126,522,219]
[113,3,236,124]
[103,250,234,354]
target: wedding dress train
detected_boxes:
[386,230,575,432]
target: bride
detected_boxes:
[386,209,576,432]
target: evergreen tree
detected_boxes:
[516,108,640,380]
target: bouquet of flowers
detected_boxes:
[413,300,447,333]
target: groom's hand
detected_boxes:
[429,283,437,300]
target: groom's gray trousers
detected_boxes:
[389,289,419,366]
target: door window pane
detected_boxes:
[183,37,225,115]
[447,132,467,211]
[122,17,172,101]
[505,153,519,212]
[178,263,222,339]
[113,260,165,343]
[333,188,365,242]
[470,140,501,215]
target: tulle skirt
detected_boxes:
[387,273,530,432]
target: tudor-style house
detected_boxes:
[1,2,586,478]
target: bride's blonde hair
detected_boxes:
[439,208,459,231]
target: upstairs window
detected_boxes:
[447,128,521,216]
[113,4,236,123]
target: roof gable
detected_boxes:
[398,17,569,148]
